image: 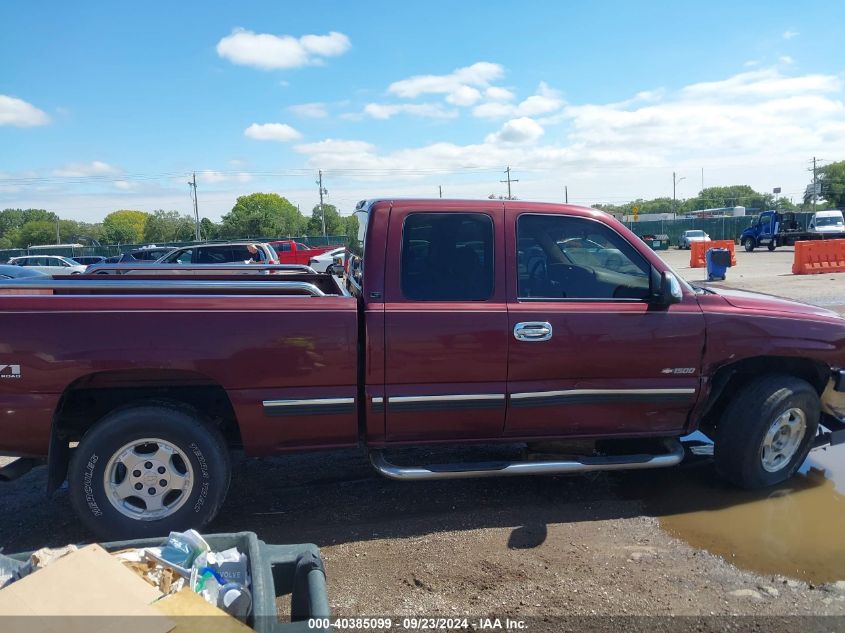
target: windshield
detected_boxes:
[816,215,844,227]
[686,230,705,237]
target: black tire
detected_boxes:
[714,375,819,489]
[744,237,755,252]
[767,242,776,251]
[68,403,231,540]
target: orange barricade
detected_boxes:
[792,239,845,275]
[690,240,737,268]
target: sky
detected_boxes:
[2,0,844,222]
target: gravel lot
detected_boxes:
[1,246,844,628]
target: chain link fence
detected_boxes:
[623,212,815,244]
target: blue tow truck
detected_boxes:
[740,210,845,252]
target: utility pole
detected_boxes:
[565,185,568,204]
[812,156,818,212]
[672,172,686,220]
[316,170,328,237]
[500,166,519,200]
[188,172,200,241]
[439,185,442,199]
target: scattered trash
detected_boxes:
[1,530,252,622]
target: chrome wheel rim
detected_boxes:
[761,408,806,473]
[103,438,194,520]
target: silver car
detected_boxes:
[7,255,87,274]
[678,229,711,250]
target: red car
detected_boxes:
[268,240,334,266]
[1,198,844,539]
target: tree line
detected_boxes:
[0,193,359,249]
[3,162,843,249]
[594,162,845,217]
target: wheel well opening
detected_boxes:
[698,356,829,437]
[52,370,243,448]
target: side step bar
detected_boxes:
[0,457,42,482]
[369,439,685,481]
[814,415,845,449]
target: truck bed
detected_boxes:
[0,271,360,457]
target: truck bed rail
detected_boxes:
[84,263,319,274]
[0,278,328,296]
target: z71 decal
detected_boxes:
[0,364,21,379]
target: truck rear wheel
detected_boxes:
[714,375,819,489]
[743,237,755,252]
[767,242,776,251]
[67,403,231,540]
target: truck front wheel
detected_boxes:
[714,375,819,489]
[67,403,231,540]
[767,242,777,251]
[743,237,755,252]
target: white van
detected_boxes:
[809,209,845,233]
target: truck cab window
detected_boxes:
[401,212,494,301]
[517,214,650,300]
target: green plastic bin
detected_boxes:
[641,234,670,250]
[7,531,330,633]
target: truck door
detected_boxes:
[382,205,508,441]
[505,210,705,437]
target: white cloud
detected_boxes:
[681,68,840,99]
[485,86,515,102]
[388,62,504,104]
[244,122,302,141]
[445,85,483,106]
[485,117,544,144]
[289,102,329,118]
[53,161,119,177]
[0,95,50,127]
[782,30,799,40]
[196,170,253,184]
[779,55,794,65]
[473,82,564,119]
[362,102,458,120]
[113,180,136,191]
[216,28,350,70]
[293,66,845,195]
[295,139,376,156]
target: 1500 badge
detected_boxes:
[661,367,695,375]
[0,364,21,379]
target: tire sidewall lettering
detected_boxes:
[83,453,103,517]
[189,442,211,513]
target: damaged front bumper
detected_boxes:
[817,369,845,448]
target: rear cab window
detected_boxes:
[401,212,494,301]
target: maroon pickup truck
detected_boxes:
[2,199,845,539]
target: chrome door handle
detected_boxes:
[514,321,553,341]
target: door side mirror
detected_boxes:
[651,268,683,306]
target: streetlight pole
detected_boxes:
[672,172,686,220]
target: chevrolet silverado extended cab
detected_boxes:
[2,199,845,539]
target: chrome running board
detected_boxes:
[369,439,685,481]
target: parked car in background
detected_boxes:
[156,242,278,265]
[268,240,334,265]
[127,246,177,261]
[678,229,711,249]
[0,265,49,279]
[309,247,347,273]
[809,210,845,234]
[7,255,87,274]
[72,255,107,266]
